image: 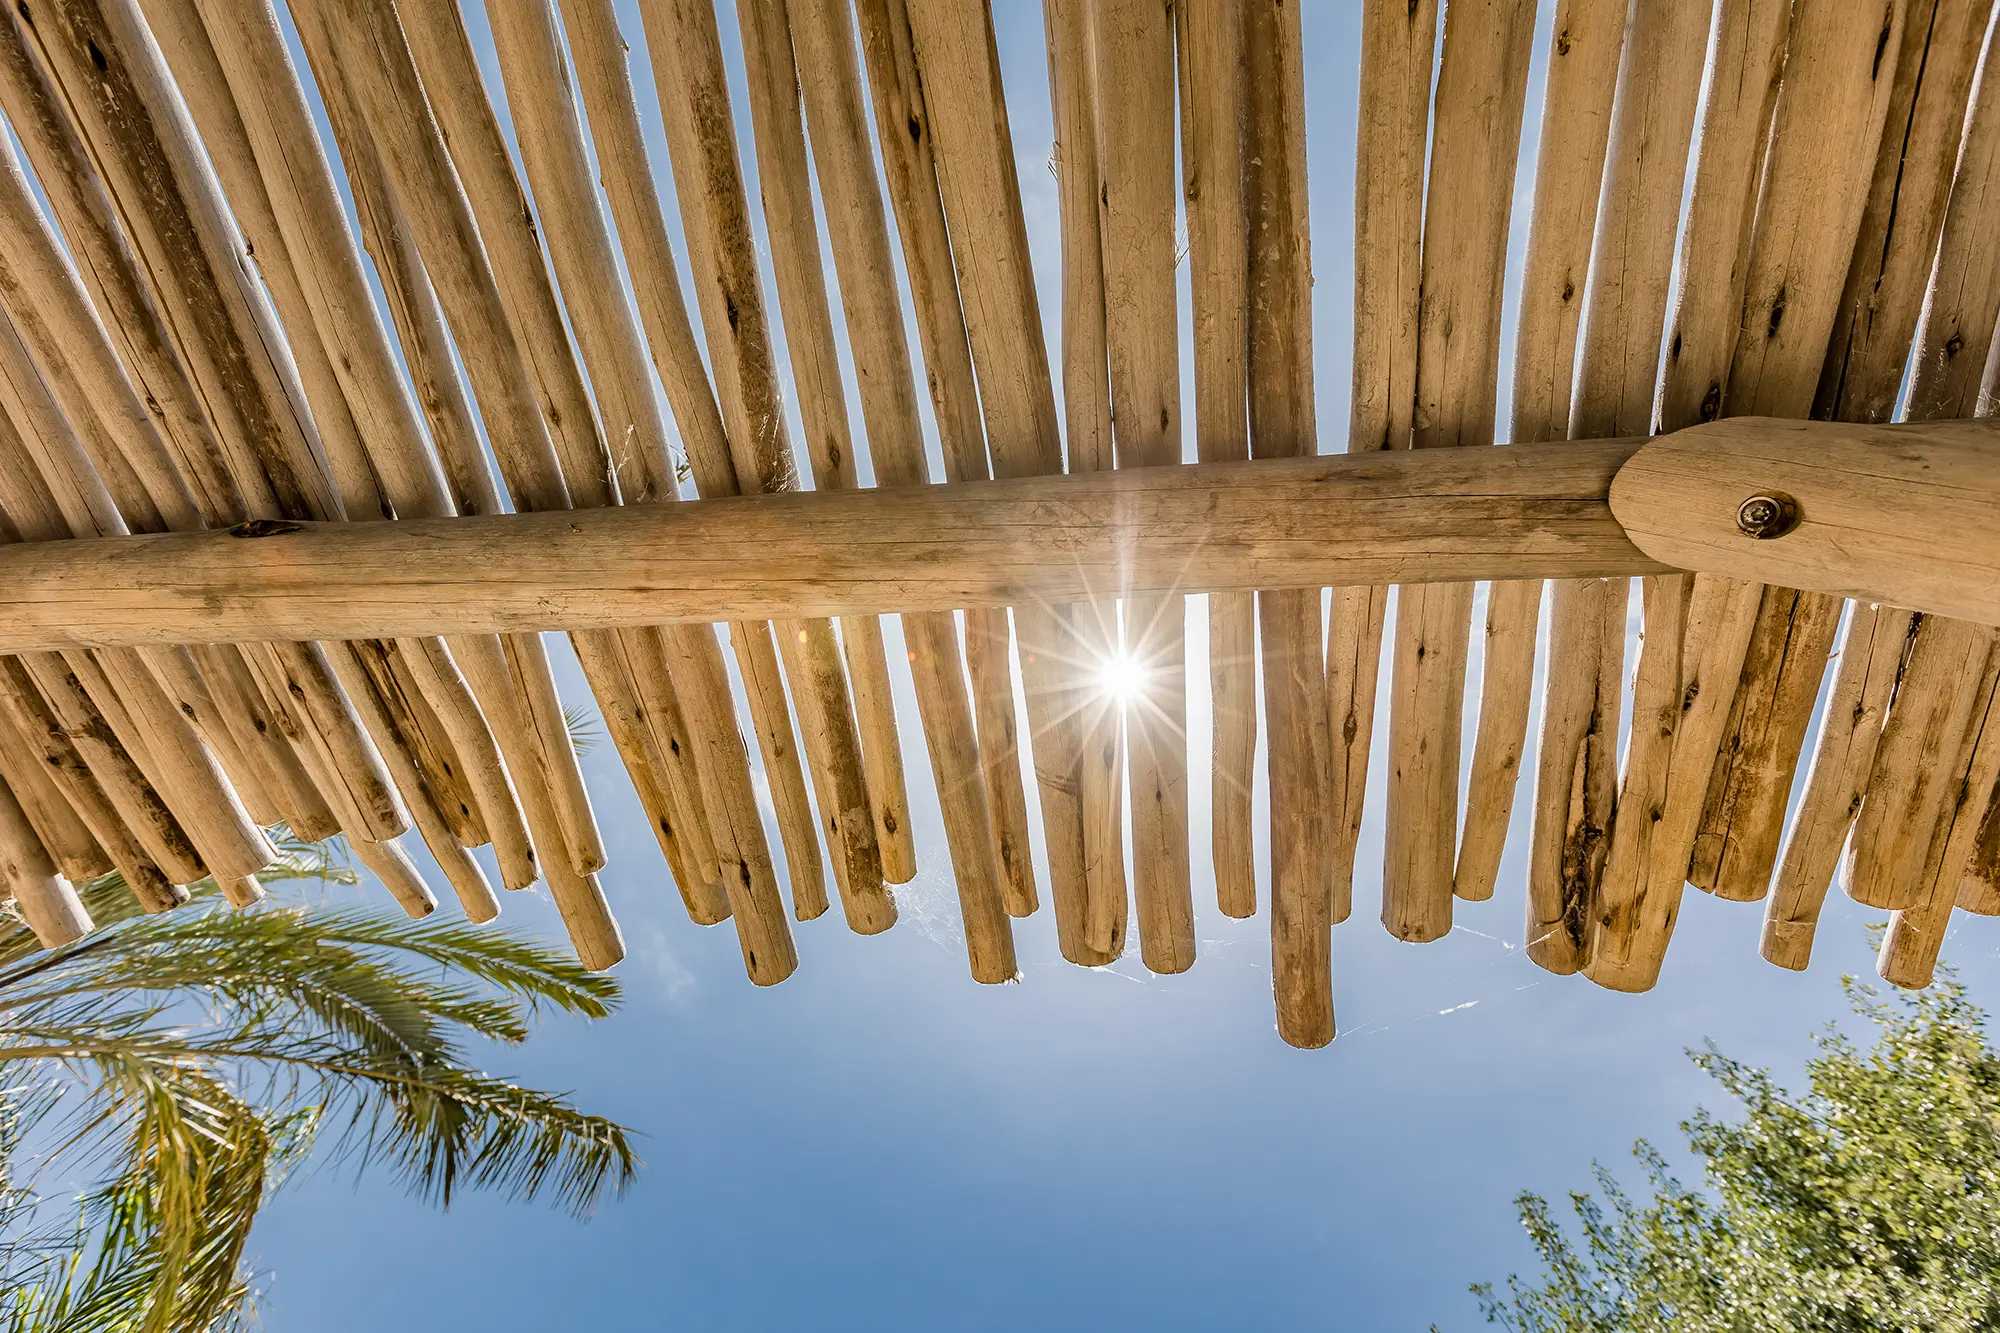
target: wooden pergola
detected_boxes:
[0,0,1993,1047]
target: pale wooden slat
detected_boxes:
[483,0,749,916]
[1593,0,1792,982]
[641,0,874,927]
[294,0,627,959]
[16,0,408,848]
[294,28,628,911]
[851,0,1041,924]
[730,0,905,927]
[1332,0,1435,929]
[1456,0,1624,907]
[141,0,384,522]
[1385,0,1536,944]
[0,659,179,909]
[0,773,91,947]
[395,637,539,892]
[1247,0,1333,1047]
[1816,0,1997,427]
[326,642,502,923]
[189,641,339,841]
[903,0,1117,965]
[787,0,1024,969]
[1800,31,2000,944]
[1174,0,1256,920]
[0,704,110,884]
[1880,640,2000,986]
[1092,0,1194,975]
[1690,0,1912,903]
[350,836,438,919]
[553,0,781,918]
[1711,0,1983,913]
[0,7,239,523]
[0,313,276,882]
[1763,603,1915,967]
[174,0,529,872]
[1541,0,1708,989]
[1041,0,1128,964]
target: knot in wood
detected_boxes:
[1735,492,1799,540]
[226,518,304,539]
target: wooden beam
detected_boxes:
[0,439,1648,650]
[1611,417,2000,630]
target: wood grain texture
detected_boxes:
[1334,0,1434,931]
[1176,0,1255,920]
[1386,0,1536,945]
[1692,0,1911,906]
[1458,0,1624,909]
[1593,0,1793,983]
[1612,418,2000,627]
[1247,0,1332,1047]
[0,441,1663,651]
[1537,0,1706,984]
[1093,0,1192,975]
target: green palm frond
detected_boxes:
[561,703,601,758]
[0,854,638,1328]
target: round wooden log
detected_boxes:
[1593,0,1792,985]
[189,642,340,842]
[1772,23,2000,962]
[0,659,179,910]
[1246,0,1334,1047]
[1762,603,1915,969]
[1386,0,1537,947]
[1849,620,1996,911]
[0,705,109,884]
[350,837,437,920]
[1174,0,1256,921]
[1330,0,1433,932]
[1457,0,1624,909]
[1690,0,1912,908]
[642,0,879,936]
[732,0,916,898]
[655,622,798,983]
[1611,418,2000,628]
[725,622,830,922]
[1092,0,1194,976]
[613,628,730,923]
[0,775,90,947]
[217,875,264,909]
[0,440,1666,650]
[399,637,539,892]
[293,25,605,911]
[0,6,241,524]
[1040,0,1126,966]
[18,652,203,890]
[1551,0,1708,991]
[901,0,1111,966]
[485,0,760,918]
[791,0,1029,944]
[1816,0,1996,427]
[141,0,384,521]
[1880,644,2000,987]
[849,0,1039,921]
[329,643,501,925]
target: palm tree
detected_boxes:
[0,836,638,1332]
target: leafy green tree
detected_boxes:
[1460,974,2000,1332]
[0,840,638,1333]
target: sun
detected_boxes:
[1095,651,1150,703]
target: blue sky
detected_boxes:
[232,1,2000,1328]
